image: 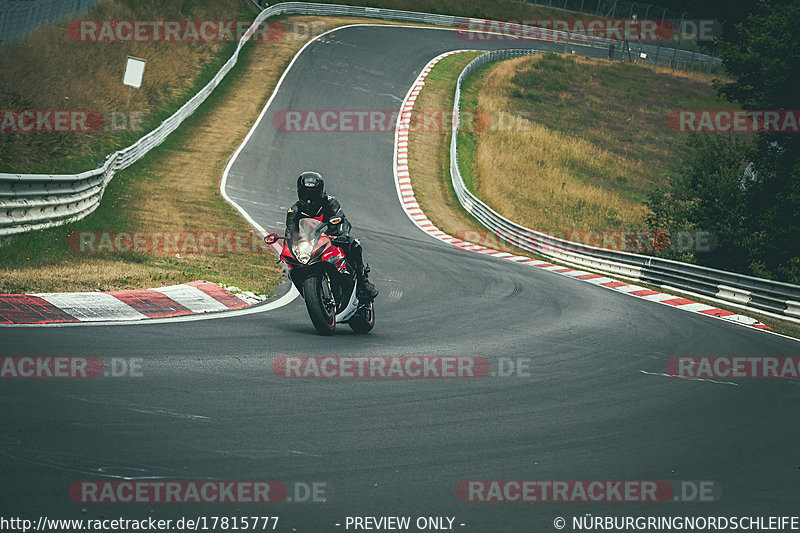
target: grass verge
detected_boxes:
[0,0,256,174]
[459,52,741,232]
[407,51,800,339]
[407,52,527,257]
[0,14,411,294]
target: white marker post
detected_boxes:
[123,56,146,105]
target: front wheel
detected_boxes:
[303,275,336,335]
[348,302,375,334]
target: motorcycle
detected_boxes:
[264,218,375,335]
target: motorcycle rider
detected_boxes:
[285,171,379,301]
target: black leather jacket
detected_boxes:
[285,195,351,240]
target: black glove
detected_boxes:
[327,222,347,239]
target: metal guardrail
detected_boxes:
[291,3,721,70]
[524,0,687,20]
[521,0,722,70]
[449,50,800,321]
[3,2,784,318]
[0,1,721,238]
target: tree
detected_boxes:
[718,0,800,282]
[647,0,800,283]
[646,134,753,271]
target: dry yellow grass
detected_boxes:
[460,53,736,234]
[0,0,250,172]
[406,53,800,339]
[126,15,399,233]
[407,53,533,256]
[469,55,648,231]
[0,14,433,293]
[648,63,731,84]
[1,0,233,112]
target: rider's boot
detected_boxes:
[356,263,379,301]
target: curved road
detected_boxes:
[2,26,799,531]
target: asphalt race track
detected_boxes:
[2,25,799,532]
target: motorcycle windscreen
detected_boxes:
[287,217,327,245]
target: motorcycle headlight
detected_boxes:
[293,240,314,263]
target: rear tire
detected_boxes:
[303,275,336,336]
[348,302,375,334]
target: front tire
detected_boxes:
[348,302,375,333]
[303,275,336,335]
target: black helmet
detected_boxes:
[297,171,325,208]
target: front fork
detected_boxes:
[321,273,335,308]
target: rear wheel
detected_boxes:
[303,275,336,335]
[348,302,375,333]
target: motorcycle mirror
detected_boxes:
[264,233,279,245]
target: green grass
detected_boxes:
[1,1,725,294]
[0,20,280,295]
[1,31,251,256]
[0,1,255,175]
[419,51,483,208]
[503,52,740,204]
[456,61,493,194]
[413,51,800,338]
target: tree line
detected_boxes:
[646,0,799,284]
